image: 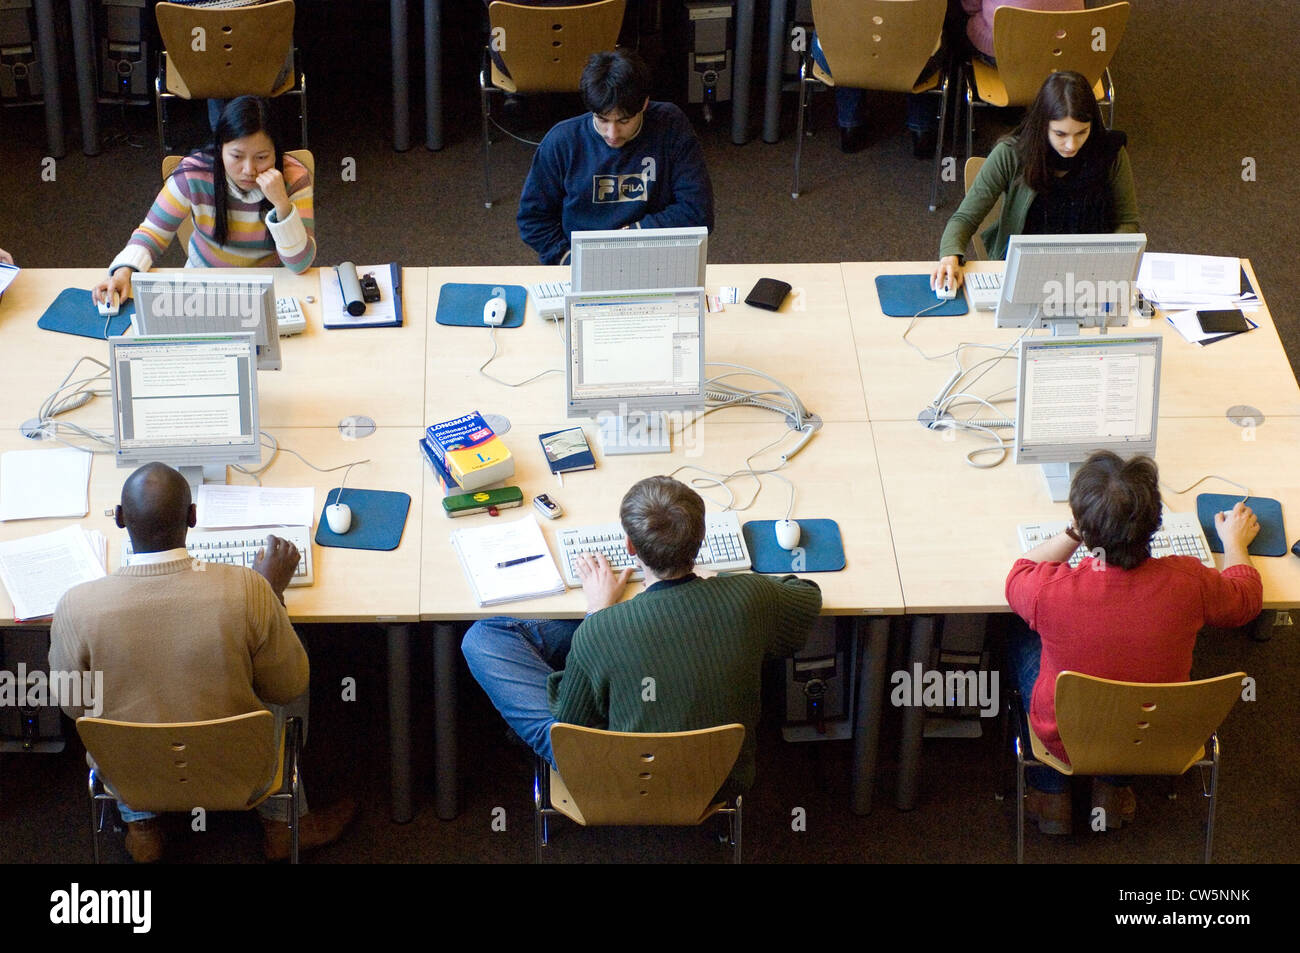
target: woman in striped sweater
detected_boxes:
[92,96,314,308]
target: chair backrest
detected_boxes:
[811,0,946,93]
[963,155,1001,260]
[156,0,296,100]
[990,2,1130,106]
[488,0,627,94]
[1053,671,1245,776]
[550,722,744,826]
[77,710,284,813]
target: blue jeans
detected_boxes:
[462,617,582,767]
[810,32,938,133]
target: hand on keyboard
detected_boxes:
[253,534,301,599]
[574,551,634,614]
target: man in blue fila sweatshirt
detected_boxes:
[517,49,715,265]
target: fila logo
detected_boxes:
[592,174,649,203]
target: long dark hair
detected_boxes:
[1012,71,1109,193]
[186,96,285,247]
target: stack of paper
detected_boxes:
[0,525,107,621]
[449,515,565,607]
[0,447,93,521]
[1137,253,1260,313]
[196,484,315,528]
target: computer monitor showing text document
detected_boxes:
[131,271,281,371]
[1015,334,1162,501]
[570,226,708,293]
[109,333,261,487]
[995,233,1147,334]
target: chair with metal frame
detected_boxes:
[962,2,1130,161]
[479,0,627,209]
[534,722,744,863]
[78,710,303,863]
[154,0,308,154]
[791,0,951,210]
[1013,670,1245,864]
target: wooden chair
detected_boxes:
[963,2,1130,160]
[154,0,308,153]
[792,0,950,210]
[962,155,1002,260]
[534,723,745,863]
[159,148,315,263]
[479,0,627,208]
[1013,671,1245,864]
[78,710,303,863]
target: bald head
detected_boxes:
[116,463,196,553]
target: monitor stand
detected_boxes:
[1040,462,1082,502]
[597,411,672,456]
[179,464,228,493]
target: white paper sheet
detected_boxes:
[0,525,107,621]
[450,515,565,606]
[0,447,93,521]
[196,484,315,529]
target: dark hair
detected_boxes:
[580,50,651,117]
[1012,71,1109,193]
[189,96,284,246]
[619,476,706,578]
[1068,451,1161,570]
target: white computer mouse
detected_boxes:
[935,281,957,300]
[774,519,801,551]
[325,502,353,534]
[483,295,508,326]
[97,296,121,317]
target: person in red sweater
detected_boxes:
[1005,451,1261,835]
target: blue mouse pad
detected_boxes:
[1194,494,1286,557]
[315,489,411,551]
[435,283,526,328]
[38,288,135,339]
[875,274,969,317]
[742,519,846,573]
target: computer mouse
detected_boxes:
[774,519,801,551]
[935,281,957,301]
[1291,539,1300,559]
[325,502,353,535]
[483,295,508,326]
[97,296,120,317]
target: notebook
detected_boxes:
[449,515,565,607]
[538,427,595,475]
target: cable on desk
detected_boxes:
[232,431,370,487]
[477,321,563,388]
[27,356,114,452]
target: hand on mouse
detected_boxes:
[253,534,300,601]
[92,268,132,307]
[1215,502,1259,561]
[575,550,632,615]
[931,256,964,293]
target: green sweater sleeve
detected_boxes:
[547,629,608,729]
[1109,146,1140,233]
[938,141,1019,261]
[766,575,822,657]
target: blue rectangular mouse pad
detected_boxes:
[315,489,411,551]
[435,283,526,328]
[38,288,135,339]
[875,274,968,317]
[1194,494,1286,557]
[742,519,846,573]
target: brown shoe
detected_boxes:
[261,797,357,861]
[1024,786,1072,835]
[124,818,165,863]
[1092,778,1137,830]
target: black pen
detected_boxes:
[497,554,545,569]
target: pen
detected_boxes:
[497,554,545,569]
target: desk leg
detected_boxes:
[896,615,935,810]
[386,623,412,823]
[32,0,64,159]
[761,0,785,144]
[433,621,459,820]
[391,0,410,151]
[1247,608,1276,643]
[424,0,442,150]
[68,0,99,156]
[850,617,889,816]
[730,0,754,145]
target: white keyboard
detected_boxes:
[276,296,307,336]
[1016,512,1215,569]
[556,511,752,588]
[527,280,570,321]
[965,272,1002,310]
[123,525,314,586]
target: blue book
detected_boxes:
[538,427,595,474]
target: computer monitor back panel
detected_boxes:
[131,272,281,370]
[570,226,708,293]
[995,233,1147,331]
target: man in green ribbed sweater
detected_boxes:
[462,476,822,788]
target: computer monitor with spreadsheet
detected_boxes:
[131,272,281,370]
[570,226,708,293]
[1015,334,1162,501]
[995,233,1147,334]
[109,333,261,487]
[565,288,706,453]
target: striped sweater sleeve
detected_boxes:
[109,172,197,274]
[265,157,315,273]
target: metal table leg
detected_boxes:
[424,0,442,150]
[32,0,64,159]
[896,615,935,810]
[433,621,458,819]
[730,0,754,144]
[391,0,409,151]
[386,623,412,822]
[850,616,890,815]
[762,0,784,143]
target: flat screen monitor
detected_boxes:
[1014,333,1162,500]
[995,233,1147,334]
[131,271,281,370]
[108,333,261,487]
[570,226,708,293]
[565,288,706,454]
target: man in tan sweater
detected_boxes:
[50,463,353,862]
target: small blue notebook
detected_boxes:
[315,489,411,551]
[38,288,135,339]
[1195,494,1286,557]
[742,519,846,573]
[435,283,526,328]
[875,274,968,317]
